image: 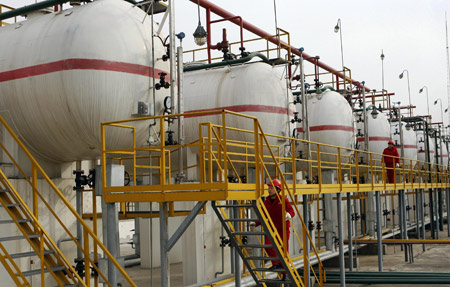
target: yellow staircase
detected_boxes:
[0,115,136,287]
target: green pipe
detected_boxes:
[183,52,269,72]
[292,85,337,96]
[0,0,69,22]
[0,0,138,22]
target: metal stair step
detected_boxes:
[232,231,266,236]
[0,219,32,225]
[10,249,54,259]
[215,204,252,208]
[1,203,21,208]
[259,278,293,285]
[21,265,66,277]
[0,234,40,242]
[247,256,280,261]
[252,267,285,272]
[238,243,272,248]
[224,218,258,222]
[0,189,9,193]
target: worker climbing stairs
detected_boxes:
[212,199,304,286]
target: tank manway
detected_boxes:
[324,271,450,284]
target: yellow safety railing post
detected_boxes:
[40,231,44,287]
[84,228,90,285]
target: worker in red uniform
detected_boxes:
[253,179,295,272]
[382,139,400,183]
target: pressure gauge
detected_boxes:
[164,96,171,109]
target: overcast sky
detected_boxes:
[4,0,450,127]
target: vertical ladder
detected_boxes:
[212,200,304,286]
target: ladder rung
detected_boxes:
[10,249,54,259]
[0,234,39,242]
[232,231,266,236]
[252,267,285,272]
[0,219,32,225]
[216,204,252,208]
[238,244,272,248]
[21,265,66,277]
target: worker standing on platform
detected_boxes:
[253,179,295,273]
[383,139,400,183]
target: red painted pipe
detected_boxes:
[190,0,370,92]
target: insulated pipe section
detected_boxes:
[183,52,269,72]
[190,0,371,92]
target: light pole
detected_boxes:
[381,50,386,108]
[399,70,412,118]
[334,19,345,90]
[419,86,430,120]
[434,98,444,124]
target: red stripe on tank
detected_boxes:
[0,58,169,82]
[296,125,355,133]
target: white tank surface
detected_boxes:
[183,62,294,146]
[356,110,391,163]
[297,90,355,165]
[390,121,417,162]
[0,0,170,162]
[416,129,435,167]
[440,141,449,166]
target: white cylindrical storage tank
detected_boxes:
[356,110,391,164]
[0,0,170,162]
[300,90,355,166]
[390,121,417,162]
[183,62,294,146]
[440,140,449,166]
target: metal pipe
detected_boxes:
[447,188,450,237]
[303,195,310,286]
[421,189,426,251]
[337,193,346,287]
[375,190,383,271]
[183,52,269,72]
[415,189,420,240]
[402,190,409,262]
[177,45,185,182]
[160,202,170,287]
[435,189,440,239]
[169,0,176,125]
[347,193,353,271]
[233,202,241,287]
[214,227,225,278]
[107,203,119,286]
[189,0,371,91]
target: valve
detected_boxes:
[360,214,366,221]
[291,112,302,124]
[293,95,301,105]
[73,169,95,191]
[162,43,170,61]
[356,129,364,137]
[239,46,249,58]
[220,236,231,247]
[316,221,322,230]
[406,205,411,211]
[242,236,248,245]
[394,128,399,135]
[356,115,364,123]
[165,130,177,146]
[91,262,99,278]
[155,72,170,90]
[74,258,85,278]
[383,209,391,216]
[308,220,315,231]
[227,176,239,183]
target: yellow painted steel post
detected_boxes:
[208,124,213,184]
[317,144,321,193]
[222,113,228,183]
[291,140,297,197]
[84,228,91,285]
[92,188,98,287]
[133,127,137,187]
[40,231,44,287]
[32,164,38,228]
[160,119,166,186]
[199,123,205,184]
[303,217,308,287]
[254,119,260,197]
[101,124,107,197]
